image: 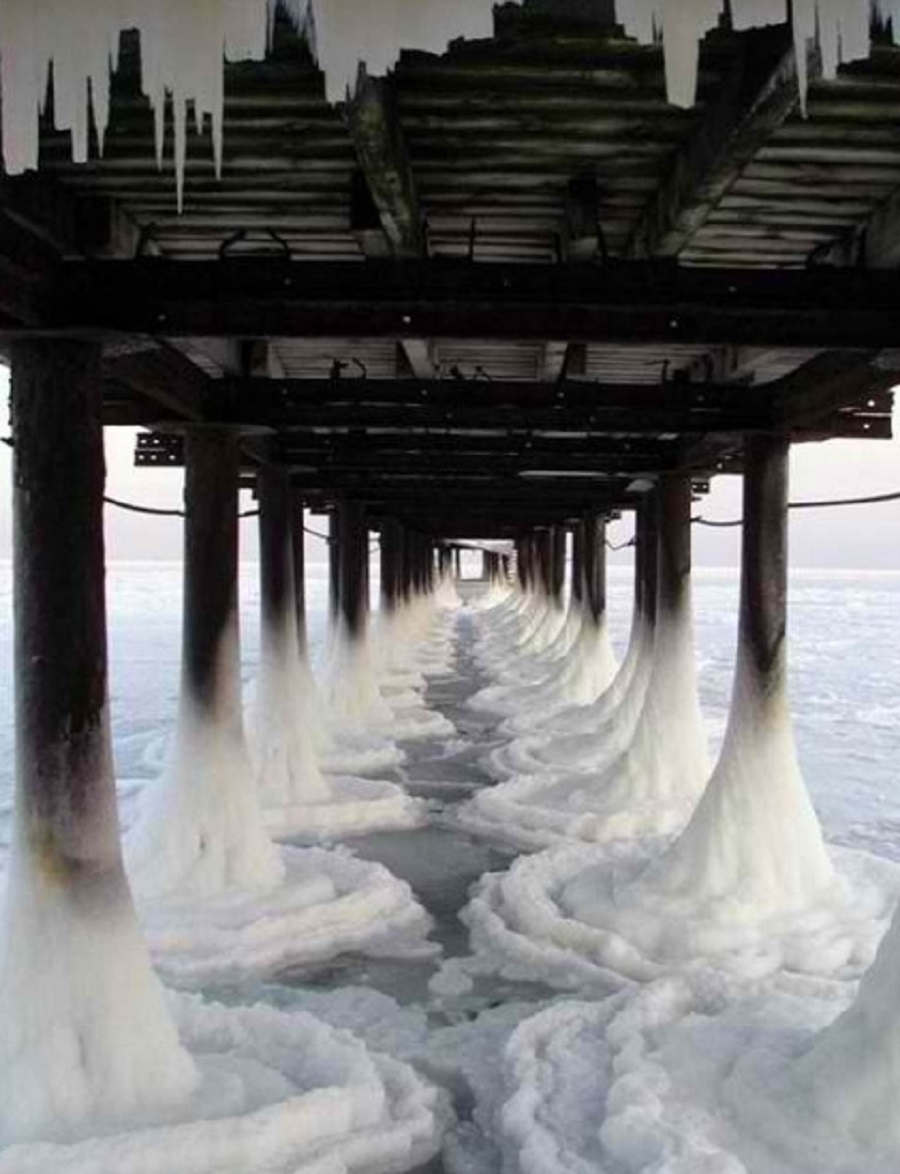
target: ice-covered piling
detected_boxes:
[253,463,330,808]
[324,499,395,729]
[644,433,836,911]
[0,340,196,1144]
[127,429,283,900]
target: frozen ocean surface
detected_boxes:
[0,560,899,1172]
[0,562,896,860]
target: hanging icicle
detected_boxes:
[613,0,893,109]
[0,0,895,205]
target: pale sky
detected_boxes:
[0,366,896,569]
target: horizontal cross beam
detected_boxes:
[15,259,900,350]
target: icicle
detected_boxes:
[0,0,882,198]
[614,0,874,110]
[731,0,788,27]
[660,0,721,108]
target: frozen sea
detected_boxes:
[0,561,898,1173]
[0,562,897,860]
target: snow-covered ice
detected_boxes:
[456,840,900,993]
[0,563,899,1172]
[0,992,449,1174]
[470,901,900,1174]
[137,845,436,989]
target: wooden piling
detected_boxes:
[656,475,692,625]
[336,498,368,639]
[582,514,609,627]
[636,493,660,628]
[11,339,121,875]
[551,526,567,603]
[381,518,402,613]
[180,430,243,727]
[741,435,790,691]
[258,464,294,649]
[291,490,308,653]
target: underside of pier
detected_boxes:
[0,0,895,545]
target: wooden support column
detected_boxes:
[740,434,789,697]
[291,490,308,653]
[656,475,692,625]
[535,531,553,597]
[636,495,660,629]
[550,526,567,603]
[6,338,197,1135]
[515,539,527,590]
[582,514,609,627]
[258,464,294,652]
[328,510,341,622]
[411,532,426,596]
[381,517,402,613]
[571,523,586,608]
[426,538,436,594]
[181,429,243,729]
[11,339,120,887]
[336,498,368,639]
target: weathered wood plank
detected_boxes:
[346,71,424,257]
[626,26,804,259]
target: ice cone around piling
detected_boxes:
[454,442,900,994]
[0,340,196,1146]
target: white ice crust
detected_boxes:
[0,804,198,1147]
[460,568,708,849]
[137,844,436,988]
[475,908,900,1174]
[457,841,900,993]
[0,992,448,1174]
[250,567,426,841]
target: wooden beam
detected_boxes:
[0,172,118,258]
[27,259,900,349]
[815,185,900,270]
[0,173,137,327]
[180,430,243,719]
[345,71,423,258]
[626,26,803,259]
[564,175,605,261]
[399,338,437,377]
[335,498,369,639]
[770,350,898,432]
[102,342,211,422]
[541,341,586,382]
[278,452,669,476]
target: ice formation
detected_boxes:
[461,487,709,850]
[126,642,285,903]
[3,0,896,208]
[615,0,895,111]
[455,461,900,991]
[323,589,458,747]
[251,632,425,842]
[737,902,900,1167]
[251,493,424,842]
[471,901,900,1174]
[0,0,513,206]
[466,570,616,722]
[455,839,900,995]
[138,845,436,988]
[0,993,448,1174]
[0,763,198,1145]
